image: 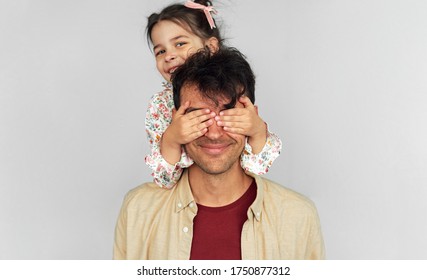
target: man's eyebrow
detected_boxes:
[153,35,190,52]
[184,107,202,114]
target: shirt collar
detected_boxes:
[246,172,264,222]
[174,170,196,213]
[174,170,265,221]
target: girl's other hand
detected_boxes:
[215,96,265,137]
[215,96,267,154]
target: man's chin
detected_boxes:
[191,158,239,176]
[197,163,227,175]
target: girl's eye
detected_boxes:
[176,42,186,47]
[155,49,165,57]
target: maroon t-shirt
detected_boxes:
[190,180,257,260]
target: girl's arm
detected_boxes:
[144,87,193,188]
[240,128,282,174]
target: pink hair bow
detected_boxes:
[184,1,217,29]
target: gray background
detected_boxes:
[1,0,426,259]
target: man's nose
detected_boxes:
[204,120,224,140]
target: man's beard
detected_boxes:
[184,138,243,175]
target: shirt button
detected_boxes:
[177,202,182,208]
[256,212,261,217]
[189,202,194,208]
[182,227,189,233]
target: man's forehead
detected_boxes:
[181,83,228,108]
[181,83,206,98]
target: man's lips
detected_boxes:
[199,143,231,155]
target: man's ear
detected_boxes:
[206,37,219,53]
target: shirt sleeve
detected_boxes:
[144,86,193,189]
[113,196,127,260]
[240,126,282,174]
[306,203,326,260]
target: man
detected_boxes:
[113,47,325,260]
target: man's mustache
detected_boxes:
[194,138,235,146]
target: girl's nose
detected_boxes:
[165,51,176,62]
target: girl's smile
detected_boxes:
[151,20,207,82]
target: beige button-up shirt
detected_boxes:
[113,171,325,260]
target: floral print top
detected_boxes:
[145,83,282,188]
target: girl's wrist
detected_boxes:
[160,132,182,165]
[162,129,181,150]
[252,121,267,139]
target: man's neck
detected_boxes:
[188,163,253,207]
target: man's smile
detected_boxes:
[199,142,232,155]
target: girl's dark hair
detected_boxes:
[146,0,222,47]
[172,47,255,110]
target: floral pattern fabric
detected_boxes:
[145,83,282,188]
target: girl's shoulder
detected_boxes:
[151,82,172,99]
[149,82,174,109]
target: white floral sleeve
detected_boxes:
[144,83,193,189]
[241,129,282,174]
[145,83,282,188]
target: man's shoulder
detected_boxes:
[258,176,318,213]
[122,182,174,209]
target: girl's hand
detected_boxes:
[215,96,267,154]
[161,101,215,164]
[170,101,216,143]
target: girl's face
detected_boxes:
[151,20,217,82]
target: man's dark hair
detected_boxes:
[172,47,255,110]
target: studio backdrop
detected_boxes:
[1,0,426,259]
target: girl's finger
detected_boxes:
[217,120,250,129]
[187,108,213,119]
[219,108,245,117]
[239,95,255,108]
[175,101,190,116]
[188,127,209,141]
[191,111,216,124]
[223,126,245,135]
[196,118,214,130]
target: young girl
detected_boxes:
[145,0,282,188]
